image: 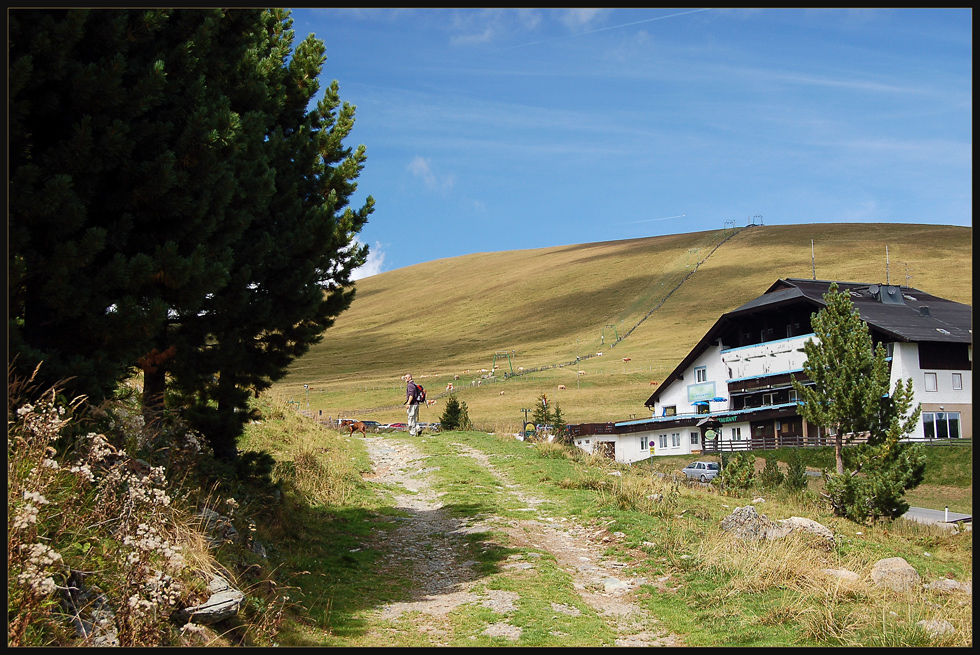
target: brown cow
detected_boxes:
[348,421,367,437]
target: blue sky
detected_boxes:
[288,8,972,279]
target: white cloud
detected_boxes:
[351,241,386,280]
[560,8,610,31]
[407,155,455,191]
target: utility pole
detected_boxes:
[304,383,309,411]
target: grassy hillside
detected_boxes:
[278,223,971,430]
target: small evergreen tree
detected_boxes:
[759,455,785,491]
[439,394,471,431]
[784,449,809,492]
[716,451,755,492]
[532,393,553,433]
[791,283,924,521]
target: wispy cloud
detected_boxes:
[407,156,455,191]
[352,241,386,280]
[503,8,712,50]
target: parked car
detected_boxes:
[360,420,381,432]
[386,422,408,431]
[681,460,720,483]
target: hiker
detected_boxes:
[403,373,422,436]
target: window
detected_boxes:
[952,373,963,390]
[922,412,961,439]
[788,389,798,403]
[924,372,938,392]
[658,434,668,449]
[696,403,710,415]
[731,427,742,441]
[762,392,776,406]
[695,366,707,383]
[671,433,681,447]
[641,436,648,451]
[690,431,700,445]
[663,405,676,417]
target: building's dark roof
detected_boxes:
[645,278,972,409]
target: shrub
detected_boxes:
[716,451,755,492]
[759,455,785,491]
[785,449,809,492]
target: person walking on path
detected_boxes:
[403,373,422,436]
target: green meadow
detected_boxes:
[278,222,972,432]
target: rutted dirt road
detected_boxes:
[360,435,681,646]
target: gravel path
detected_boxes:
[360,435,680,646]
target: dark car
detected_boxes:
[360,420,381,432]
[681,461,720,483]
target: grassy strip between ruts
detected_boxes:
[243,405,972,647]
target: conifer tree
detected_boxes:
[10,9,266,405]
[532,393,553,430]
[791,283,924,521]
[9,9,373,460]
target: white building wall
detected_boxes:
[891,341,973,440]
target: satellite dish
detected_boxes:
[868,284,879,296]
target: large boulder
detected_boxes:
[777,516,835,544]
[719,506,791,540]
[870,557,920,592]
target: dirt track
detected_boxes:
[360,435,680,646]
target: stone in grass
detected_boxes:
[180,575,245,625]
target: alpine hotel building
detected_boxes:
[569,278,972,463]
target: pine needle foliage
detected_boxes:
[791,283,925,522]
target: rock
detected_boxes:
[916,619,955,637]
[719,506,791,540]
[180,575,245,625]
[924,579,972,595]
[821,568,860,582]
[751,497,765,504]
[60,570,119,647]
[198,508,239,546]
[777,516,835,543]
[870,557,920,592]
[602,577,630,594]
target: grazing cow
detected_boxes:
[649,381,658,385]
[348,421,367,437]
[446,383,454,392]
[558,385,566,390]
[499,391,505,395]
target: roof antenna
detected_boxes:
[811,239,816,280]
[886,245,890,285]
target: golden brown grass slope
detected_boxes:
[278,223,971,431]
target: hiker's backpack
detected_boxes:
[415,384,426,404]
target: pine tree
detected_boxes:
[164,10,373,459]
[440,394,471,431]
[10,9,262,404]
[791,283,924,521]
[531,393,553,433]
[9,9,373,461]
[784,449,809,492]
